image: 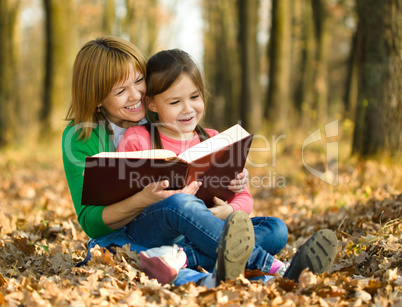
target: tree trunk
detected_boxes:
[300,0,317,129]
[265,0,292,132]
[125,0,143,46]
[42,0,75,136]
[343,22,361,121]
[125,0,159,56]
[290,0,304,113]
[203,0,240,131]
[353,0,402,156]
[312,0,331,125]
[145,0,159,55]
[238,0,262,132]
[220,0,241,129]
[0,0,19,148]
[202,0,218,128]
[103,0,116,35]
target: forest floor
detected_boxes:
[0,126,401,306]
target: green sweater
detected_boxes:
[62,121,118,239]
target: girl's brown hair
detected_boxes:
[66,36,146,140]
[145,49,210,148]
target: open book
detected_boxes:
[81,124,254,207]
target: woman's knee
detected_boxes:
[253,216,288,254]
[274,218,288,245]
[268,217,288,253]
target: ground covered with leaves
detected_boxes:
[0,137,401,306]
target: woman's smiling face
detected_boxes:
[100,64,146,128]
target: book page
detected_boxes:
[93,149,177,159]
[178,124,250,163]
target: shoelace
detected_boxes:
[172,245,187,268]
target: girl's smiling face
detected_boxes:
[148,73,205,140]
[100,64,146,128]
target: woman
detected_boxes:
[62,36,251,285]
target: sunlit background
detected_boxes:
[0,0,400,158]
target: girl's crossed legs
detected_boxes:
[125,193,287,274]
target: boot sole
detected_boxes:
[283,229,337,281]
[216,211,255,284]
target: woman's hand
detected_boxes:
[209,197,234,220]
[102,180,173,231]
[227,168,249,194]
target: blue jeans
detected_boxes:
[125,193,288,273]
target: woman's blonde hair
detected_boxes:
[66,36,146,140]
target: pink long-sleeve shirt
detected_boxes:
[117,125,253,214]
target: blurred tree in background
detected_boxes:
[0,0,400,157]
[238,0,262,132]
[352,0,401,157]
[0,0,20,146]
[42,0,75,136]
[265,0,292,132]
[203,0,241,131]
[124,0,163,56]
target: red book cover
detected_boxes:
[81,124,253,207]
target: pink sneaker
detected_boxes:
[268,259,289,276]
[140,244,187,285]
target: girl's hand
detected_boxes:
[228,168,249,194]
[140,180,172,203]
[179,181,202,195]
[209,197,234,220]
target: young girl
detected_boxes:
[117,49,292,277]
[118,49,253,217]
